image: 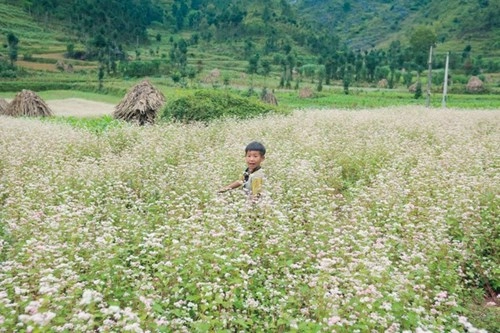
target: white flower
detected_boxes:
[327,316,341,326]
[76,311,92,321]
[79,289,102,305]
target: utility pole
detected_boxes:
[426,45,433,108]
[442,52,449,108]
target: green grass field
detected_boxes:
[2,84,499,112]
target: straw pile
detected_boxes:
[466,76,484,93]
[4,90,53,117]
[0,98,9,115]
[113,80,166,125]
[299,87,314,98]
[260,91,278,105]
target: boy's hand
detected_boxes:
[218,187,230,193]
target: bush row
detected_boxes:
[161,89,287,123]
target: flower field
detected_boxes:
[0,107,498,332]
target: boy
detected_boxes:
[218,141,266,198]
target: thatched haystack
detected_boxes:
[466,76,484,93]
[0,98,9,115]
[260,91,278,105]
[299,87,314,98]
[4,90,53,117]
[203,68,221,84]
[378,79,388,88]
[56,60,65,71]
[113,80,166,125]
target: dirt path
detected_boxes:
[3,98,115,118]
[47,98,115,117]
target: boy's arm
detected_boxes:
[218,179,243,193]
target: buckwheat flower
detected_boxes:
[124,322,143,333]
[245,297,259,309]
[123,307,140,321]
[14,287,27,295]
[25,301,41,315]
[25,312,56,326]
[109,305,121,314]
[327,315,341,326]
[435,291,447,301]
[458,316,468,325]
[381,302,392,311]
[76,311,92,321]
[79,289,101,305]
[19,314,30,323]
[140,296,153,311]
[155,317,169,326]
[385,323,400,333]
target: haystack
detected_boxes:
[377,78,388,88]
[466,76,484,93]
[260,91,278,105]
[4,90,53,117]
[203,68,221,84]
[299,87,314,98]
[113,80,166,125]
[0,98,8,115]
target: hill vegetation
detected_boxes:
[297,0,500,53]
[0,0,499,97]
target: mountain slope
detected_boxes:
[296,0,500,55]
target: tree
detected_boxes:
[247,53,260,75]
[7,32,19,66]
[169,38,188,74]
[316,65,325,92]
[365,50,379,82]
[261,59,271,76]
[343,64,352,94]
[409,26,437,69]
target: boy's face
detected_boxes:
[245,150,265,172]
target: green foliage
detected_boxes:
[41,115,121,134]
[0,59,17,78]
[6,32,19,65]
[120,60,162,78]
[466,303,500,333]
[161,89,283,123]
[414,82,423,99]
[26,0,162,45]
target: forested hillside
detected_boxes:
[297,0,500,53]
[1,0,499,91]
[9,0,499,57]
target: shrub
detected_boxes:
[120,60,162,78]
[414,82,422,99]
[0,59,17,78]
[161,89,283,123]
[453,74,469,84]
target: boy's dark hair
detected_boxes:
[245,141,266,156]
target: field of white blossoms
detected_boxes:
[0,106,498,332]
